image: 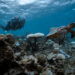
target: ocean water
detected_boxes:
[0,0,75,36]
[0,1,75,75]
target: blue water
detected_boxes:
[0,0,75,36]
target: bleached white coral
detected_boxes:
[34,33,44,37]
[71,41,75,44]
[26,33,44,38]
[26,34,35,38]
[56,54,66,60]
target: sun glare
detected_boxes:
[18,0,36,5]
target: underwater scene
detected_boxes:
[0,0,75,75]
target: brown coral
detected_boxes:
[0,34,26,75]
[46,23,75,44]
[5,33,15,45]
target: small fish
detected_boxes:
[0,17,25,31]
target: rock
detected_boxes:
[24,55,37,64]
[20,55,38,71]
[53,48,60,53]
[47,53,56,60]
[0,34,16,75]
[4,68,26,75]
[0,41,14,63]
[20,55,43,73]
[37,54,47,66]
[15,52,21,56]
[40,69,53,75]
[53,43,60,49]
[46,39,55,46]
[36,65,43,72]
[70,59,75,67]
[0,36,23,75]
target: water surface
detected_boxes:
[0,0,75,35]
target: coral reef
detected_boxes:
[46,23,75,44]
[0,23,75,75]
[26,33,44,52]
[0,34,25,75]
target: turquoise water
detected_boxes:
[0,0,75,36]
